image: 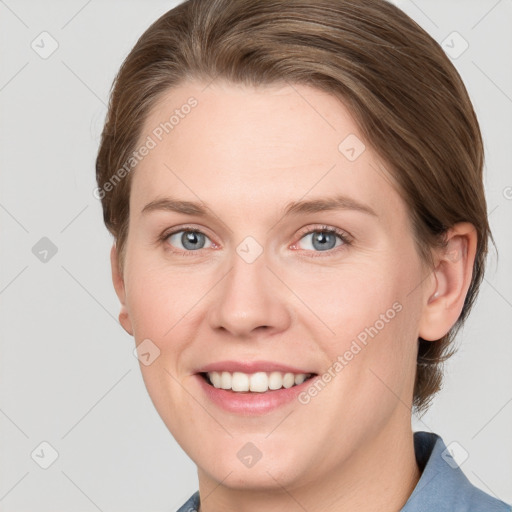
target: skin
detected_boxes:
[111,80,477,512]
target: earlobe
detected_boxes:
[110,244,134,336]
[418,223,477,341]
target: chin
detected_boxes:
[202,461,304,491]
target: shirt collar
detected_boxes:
[401,431,508,511]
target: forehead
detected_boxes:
[142,79,360,163]
[131,80,402,222]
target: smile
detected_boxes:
[195,366,319,415]
[202,371,316,393]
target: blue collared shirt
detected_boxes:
[176,431,511,511]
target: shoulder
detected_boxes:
[402,431,511,512]
[175,490,200,512]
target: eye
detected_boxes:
[293,225,351,255]
[164,228,213,253]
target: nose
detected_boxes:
[207,247,292,339]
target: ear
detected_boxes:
[418,222,478,341]
[110,244,133,336]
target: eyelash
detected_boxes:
[159,224,353,258]
[294,224,352,258]
[159,224,214,258]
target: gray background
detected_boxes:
[0,0,511,510]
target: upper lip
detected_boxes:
[195,360,316,375]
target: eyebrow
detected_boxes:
[142,198,206,216]
[283,194,377,217]
[141,194,378,218]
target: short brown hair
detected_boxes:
[96,0,492,412]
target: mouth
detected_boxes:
[199,370,317,393]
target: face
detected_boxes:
[114,80,431,490]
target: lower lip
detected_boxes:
[195,374,318,415]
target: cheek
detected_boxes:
[124,264,202,430]
[302,256,420,402]
[125,253,202,341]
[278,259,406,345]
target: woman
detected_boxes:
[95,0,511,510]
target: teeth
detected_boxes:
[250,372,268,392]
[220,371,231,390]
[294,374,306,385]
[268,371,283,390]
[206,371,312,392]
[232,372,249,392]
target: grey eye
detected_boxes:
[167,230,212,251]
[298,230,343,251]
